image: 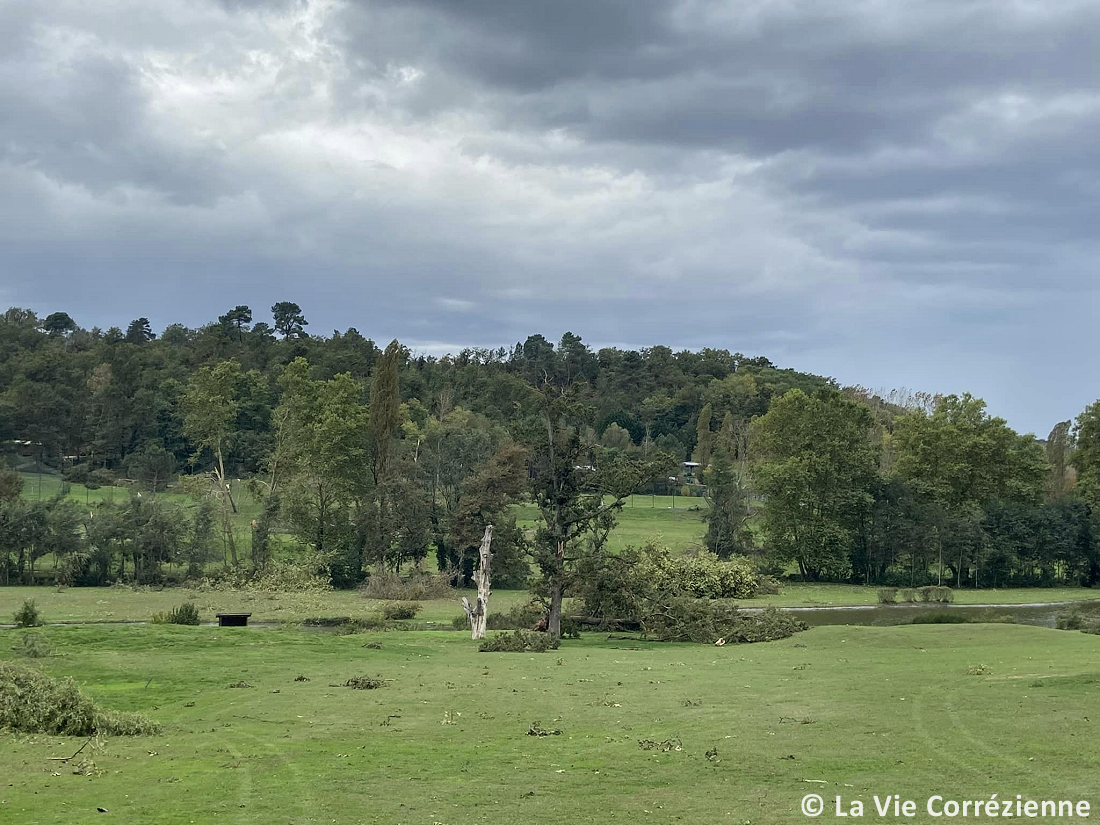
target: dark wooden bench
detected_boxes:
[216,613,252,627]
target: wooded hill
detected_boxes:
[1,304,1098,591]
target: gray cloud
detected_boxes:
[1,0,1097,434]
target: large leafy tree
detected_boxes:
[271,302,308,340]
[703,441,753,559]
[448,440,531,587]
[524,387,670,639]
[893,394,1047,584]
[752,388,879,580]
[893,394,1046,511]
[40,312,77,336]
[276,357,370,578]
[183,359,244,565]
[1073,400,1100,505]
[367,340,402,485]
[124,318,155,344]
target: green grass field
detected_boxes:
[0,586,536,625]
[2,582,1097,628]
[2,618,1098,824]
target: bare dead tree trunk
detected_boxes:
[216,446,238,514]
[461,525,493,640]
[547,580,564,640]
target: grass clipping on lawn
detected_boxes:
[0,661,160,736]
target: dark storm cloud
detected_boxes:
[1,0,1097,433]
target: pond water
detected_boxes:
[768,600,1100,629]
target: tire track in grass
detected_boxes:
[910,686,986,780]
[231,728,326,825]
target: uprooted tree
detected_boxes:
[461,525,494,639]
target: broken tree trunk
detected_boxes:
[461,525,493,640]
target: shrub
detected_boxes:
[647,600,806,644]
[1057,605,1100,634]
[88,468,117,487]
[910,611,970,624]
[14,633,53,658]
[13,599,43,628]
[486,601,547,630]
[153,602,200,625]
[479,630,560,653]
[755,575,782,596]
[196,556,332,593]
[303,616,387,633]
[920,586,954,603]
[879,586,953,605]
[0,662,159,736]
[575,543,761,629]
[360,568,453,601]
[378,601,421,621]
[657,552,759,600]
[64,463,92,484]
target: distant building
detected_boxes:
[7,439,42,458]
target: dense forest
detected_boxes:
[1,303,1098,595]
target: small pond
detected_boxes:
[769,599,1100,629]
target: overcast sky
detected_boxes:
[2,0,1098,434]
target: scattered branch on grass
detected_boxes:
[13,633,52,659]
[527,721,561,736]
[638,737,682,752]
[47,736,94,763]
[334,676,389,690]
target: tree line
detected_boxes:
[1,303,1098,596]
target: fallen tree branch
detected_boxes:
[47,736,93,763]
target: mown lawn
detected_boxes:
[1,621,1098,824]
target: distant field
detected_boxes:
[514,494,711,552]
[19,473,714,572]
[17,471,265,552]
